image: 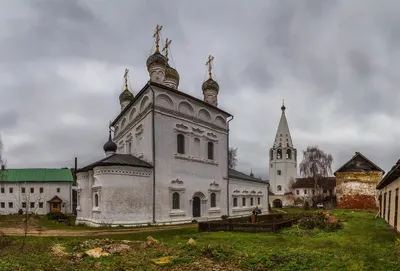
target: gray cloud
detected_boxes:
[1,0,400,180]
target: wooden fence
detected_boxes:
[198,218,297,233]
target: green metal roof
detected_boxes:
[0,168,73,183]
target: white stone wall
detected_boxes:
[379,177,400,232]
[229,178,269,217]
[269,150,297,196]
[0,182,72,215]
[113,91,154,164]
[76,166,153,226]
[153,86,230,223]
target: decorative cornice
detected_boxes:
[114,102,153,141]
[94,168,151,177]
[174,153,218,166]
[154,105,227,133]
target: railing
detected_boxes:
[199,216,297,233]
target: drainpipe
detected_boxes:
[149,84,156,223]
[226,115,234,216]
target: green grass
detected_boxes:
[0,209,399,270]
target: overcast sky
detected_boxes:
[1,0,400,179]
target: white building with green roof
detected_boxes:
[0,168,73,215]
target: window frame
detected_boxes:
[177,134,185,154]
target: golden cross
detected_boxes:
[153,25,163,52]
[162,38,172,59]
[205,55,214,78]
[123,68,129,90]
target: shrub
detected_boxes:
[221,215,229,220]
[297,211,343,232]
[303,201,310,210]
[46,211,69,223]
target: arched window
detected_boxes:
[177,134,185,154]
[277,185,282,191]
[257,197,261,205]
[210,193,216,207]
[242,197,246,206]
[194,138,200,157]
[172,192,180,209]
[250,197,254,206]
[94,194,99,207]
[128,142,132,154]
[269,150,273,161]
[277,149,282,159]
[286,149,292,159]
[277,170,281,176]
[233,197,238,207]
[207,142,214,160]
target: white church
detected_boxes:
[75,26,269,227]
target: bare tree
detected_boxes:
[228,148,238,169]
[13,186,42,252]
[0,134,6,181]
[299,146,333,203]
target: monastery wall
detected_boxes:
[336,171,383,209]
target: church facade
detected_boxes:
[75,26,269,227]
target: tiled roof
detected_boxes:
[292,177,336,189]
[76,154,153,173]
[228,169,267,184]
[0,168,73,182]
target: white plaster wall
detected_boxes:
[379,177,400,231]
[229,178,269,217]
[0,182,72,215]
[153,87,230,223]
[113,90,154,164]
[76,172,90,220]
[76,166,153,226]
[269,149,297,196]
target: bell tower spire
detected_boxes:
[269,101,297,198]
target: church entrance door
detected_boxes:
[193,196,201,217]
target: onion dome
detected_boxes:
[103,130,117,153]
[165,64,180,82]
[146,52,167,71]
[119,89,134,103]
[202,78,219,93]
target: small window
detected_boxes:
[242,197,246,206]
[172,192,180,209]
[207,142,214,160]
[257,197,261,205]
[296,190,300,195]
[22,202,26,208]
[304,190,307,195]
[9,187,13,193]
[40,187,43,193]
[21,187,25,193]
[0,202,4,208]
[280,134,282,136]
[1,187,4,193]
[269,150,273,161]
[30,188,34,193]
[177,134,185,154]
[277,170,281,176]
[128,142,132,154]
[30,202,35,208]
[323,189,327,193]
[277,185,282,191]
[210,193,216,207]
[233,197,238,207]
[8,202,13,208]
[57,188,60,193]
[312,189,315,195]
[94,194,99,207]
[279,143,282,147]
[39,202,43,208]
[270,164,273,168]
[250,198,254,206]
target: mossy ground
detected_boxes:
[0,209,399,271]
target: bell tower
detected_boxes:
[269,100,297,195]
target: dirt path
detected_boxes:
[1,223,197,237]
